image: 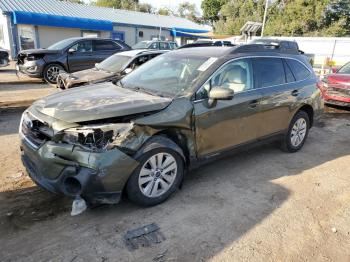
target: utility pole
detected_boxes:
[261,0,269,37]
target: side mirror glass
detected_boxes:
[124,68,133,75]
[209,87,234,101]
[95,63,99,68]
[68,48,76,54]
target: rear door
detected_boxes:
[253,57,299,138]
[92,40,122,64]
[67,40,93,72]
[194,58,263,157]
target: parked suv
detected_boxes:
[16,37,130,83]
[19,44,323,207]
[132,40,178,50]
[57,49,167,89]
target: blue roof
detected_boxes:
[0,0,210,31]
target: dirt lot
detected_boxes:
[0,105,349,262]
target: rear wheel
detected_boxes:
[43,64,64,84]
[126,146,184,206]
[281,110,310,152]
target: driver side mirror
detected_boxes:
[209,87,234,100]
[331,67,338,73]
[123,68,133,75]
[68,48,76,54]
[207,87,234,107]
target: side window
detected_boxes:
[70,40,92,53]
[253,58,285,88]
[285,59,310,81]
[133,55,149,69]
[283,59,296,83]
[159,42,170,50]
[93,40,121,51]
[196,58,253,99]
[149,42,159,49]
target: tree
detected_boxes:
[201,0,227,24]
[93,0,139,10]
[60,0,84,3]
[158,7,172,16]
[138,3,154,13]
[177,1,200,23]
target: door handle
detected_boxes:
[291,90,299,96]
[248,99,259,108]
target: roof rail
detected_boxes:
[231,44,300,55]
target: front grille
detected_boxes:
[20,113,53,149]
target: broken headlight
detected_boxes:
[61,123,132,151]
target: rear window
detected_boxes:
[253,58,286,88]
[93,40,120,51]
[285,59,310,81]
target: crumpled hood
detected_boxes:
[70,68,115,83]
[31,82,172,123]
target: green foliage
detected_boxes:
[92,0,139,10]
[137,3,154,13]
[201,0,227,24]
[60,0,84,4]
[178,1,200,23]
[212,0,350,37]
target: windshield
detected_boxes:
[132,41,150,49]
[48,38,78,50]
[338,62,350,74]
[120,54,210,97]
[97,54,132,72]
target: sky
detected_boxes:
[139,0,203,13]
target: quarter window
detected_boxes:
[93,40,120,51]
[285,59,310,81]
[253,58,286,88]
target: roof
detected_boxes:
[171,46,234,58]
[0,0,208,31]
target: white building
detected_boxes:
[0,0,209,58]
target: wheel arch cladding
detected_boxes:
[298,104,314,127]
[133,136,186,164]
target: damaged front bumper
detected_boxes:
[20,138,139,204]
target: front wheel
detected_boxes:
[281,110,310,153]
[43,64,64,84]
[126,147,184,206]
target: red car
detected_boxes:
[319,62,350,107]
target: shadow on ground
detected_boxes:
[0,111,349,261]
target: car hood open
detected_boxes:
[31,82,172,123]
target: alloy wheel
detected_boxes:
[138,153,177,198]
[290,118,307,147]
[46,66,61,83]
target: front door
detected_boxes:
[67,40,93,72]
[194,58,262,157]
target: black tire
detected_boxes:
[281,110,310,153]
[43,63,64,84]
[126,145,184,206]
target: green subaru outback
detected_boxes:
[20,44,323,206]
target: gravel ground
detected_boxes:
[0,106,349,262]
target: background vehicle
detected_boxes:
[318,61,350,107]
[0,48,9,67]
[16,37,131,83]
[179,40,234,49]
[132,40,178,50]
[57,49,167,89]
[19,44,322,207]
